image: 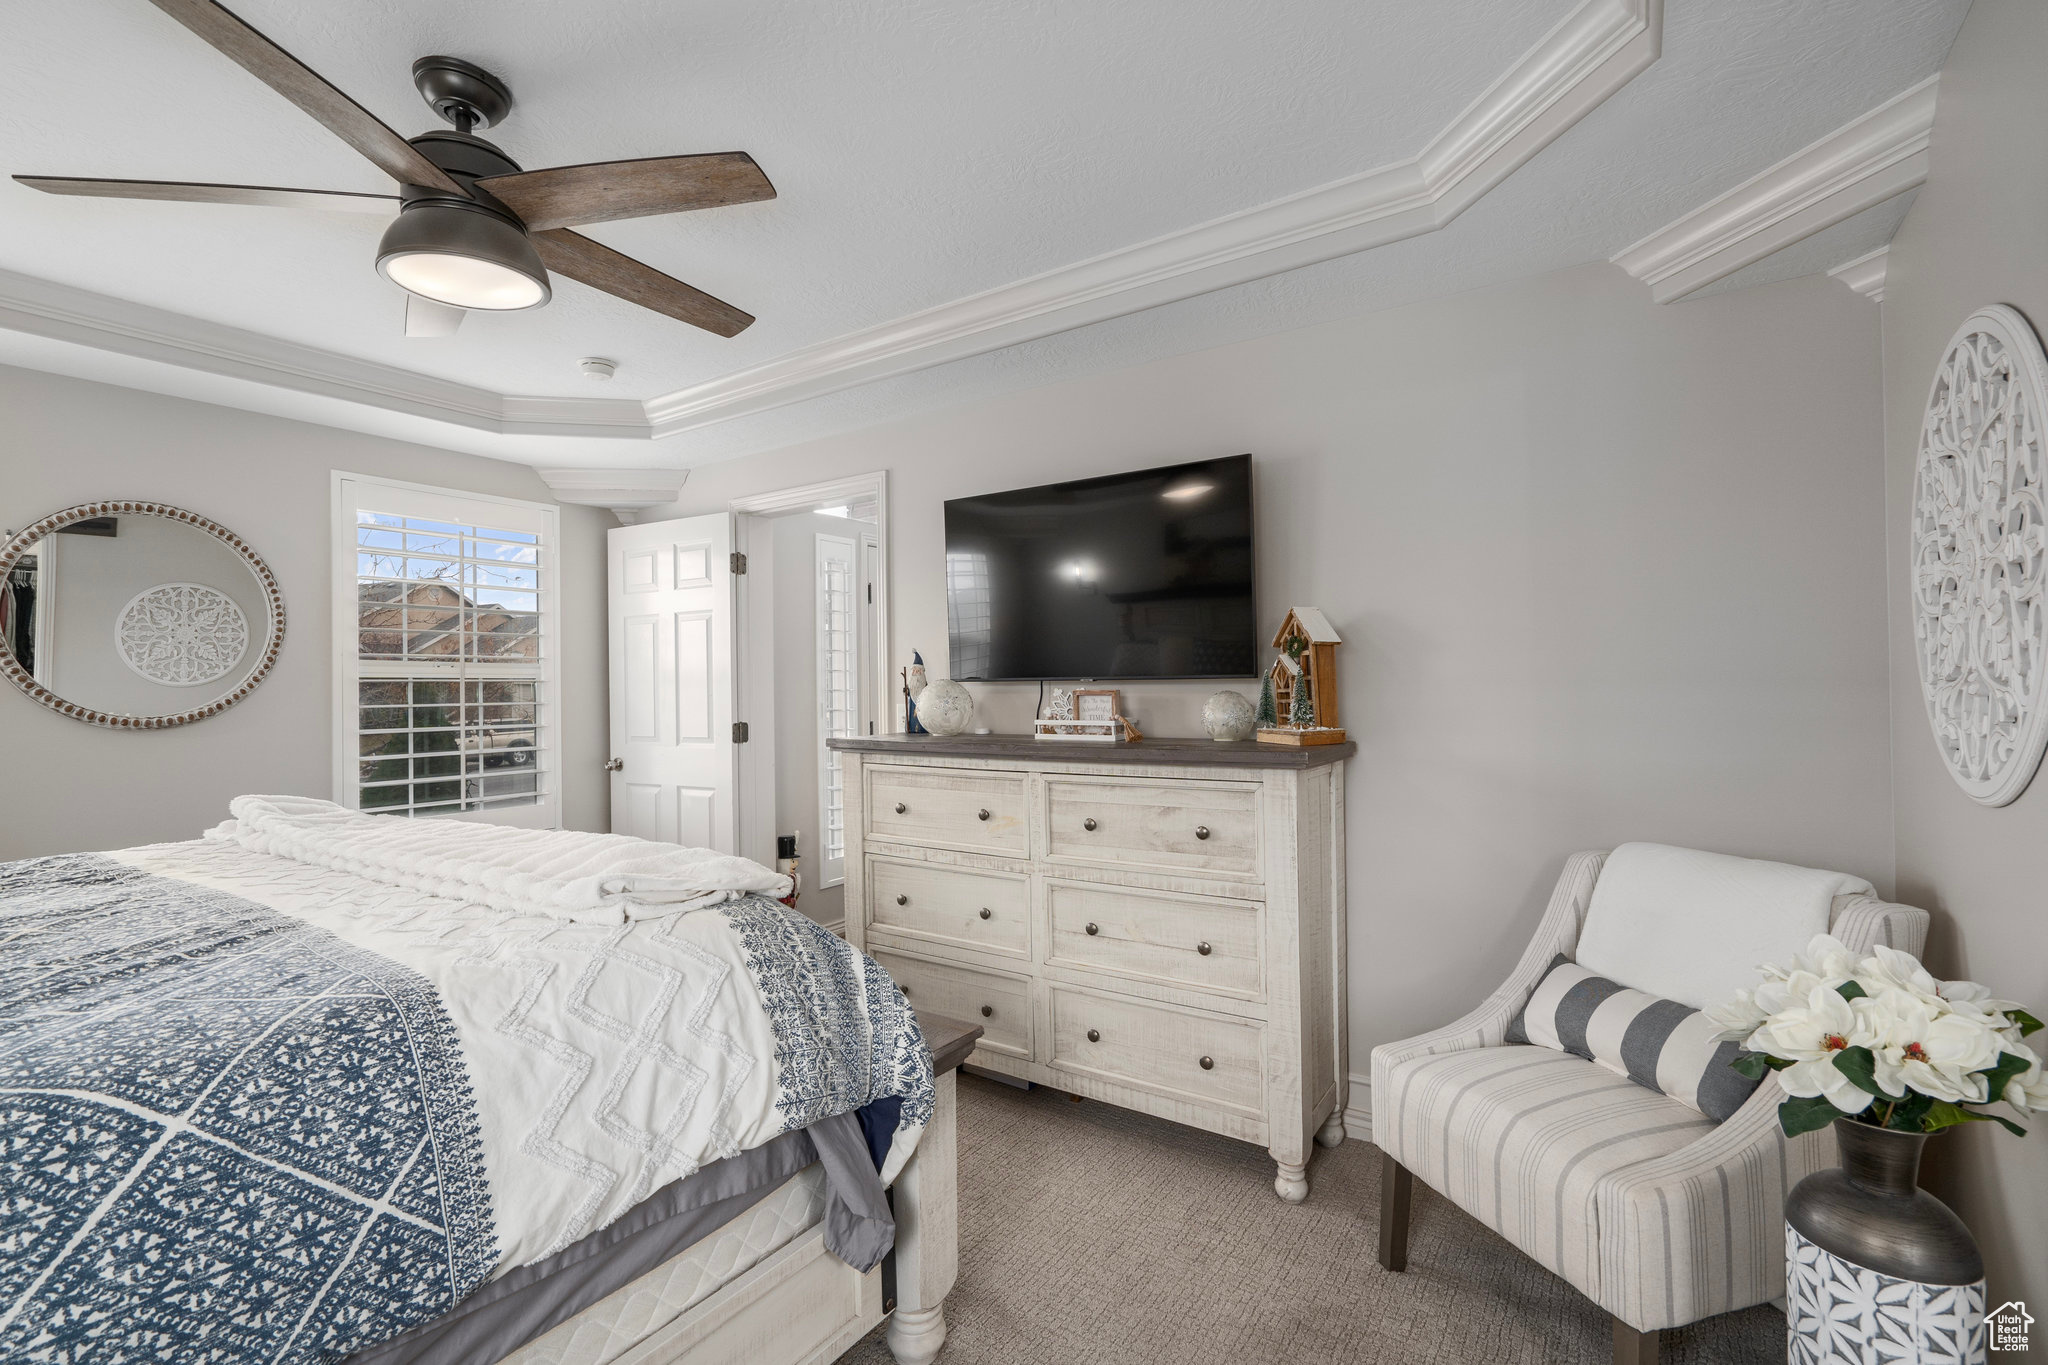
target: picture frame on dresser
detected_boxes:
[828,731,1353,1202]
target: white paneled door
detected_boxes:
[607,514,737,853]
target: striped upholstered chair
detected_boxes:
[1370,847,1928,1365]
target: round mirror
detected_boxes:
[0,502,284,729]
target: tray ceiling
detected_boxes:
[0,0,1968,468]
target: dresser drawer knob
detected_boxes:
[1085,922,1099,936]
[1086,1028,1101,1043]
[895,893,908,906]
[1197,941,1212,956]
[894,802,908,815]
[1083,817,1098,832]
[1199,1056,1215,1070]
[980,1004,994,1018]
[977,808,991,821]
[979,907,992,920]
[1195,825,1210,840]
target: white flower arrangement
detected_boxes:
[1709,935,2043,1137]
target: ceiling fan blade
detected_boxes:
[474,153,775,233]
[531,229,754,337]
[141,0,463,194]
[404,295,466,337]
[14,175,397,214]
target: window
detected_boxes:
[816,533,859,886]
[332,474,559,827]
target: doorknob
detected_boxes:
[603,758,624,772]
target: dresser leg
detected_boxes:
[1272,1157,1309,1203]
[886,1306,947,1365]
[1315,1112,1346,1148]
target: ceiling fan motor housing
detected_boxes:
[379,129,549,309]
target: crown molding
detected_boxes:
[0,267,650,440]
[0,0,1661,456]
[1828,245,1889,303]
[535,466,689,522]
[643,0,1661,436]
[1613,76,1935,304]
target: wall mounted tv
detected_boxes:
[943,454,1256,681]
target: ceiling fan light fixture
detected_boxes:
[377,199,549,310]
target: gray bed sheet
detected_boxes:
[347,1110,892,1365]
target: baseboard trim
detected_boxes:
[1341,1073,1373,1146]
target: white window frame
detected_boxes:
[330,471,562,829]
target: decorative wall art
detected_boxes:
[1911,305,2048,806]
[116,582,250,686]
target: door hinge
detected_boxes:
[730,551,748,575]
[866,582,873,603]
[732,721,750,743]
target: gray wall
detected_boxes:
[1882,0,2048,1308]
[0,366,611,858]
[652,261,1895,1088]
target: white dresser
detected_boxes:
[828,733,1352,1200]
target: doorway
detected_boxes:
[732,474,888,933]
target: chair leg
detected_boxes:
[1612,1318,1659,1365]
[1377,1152,1412,1272]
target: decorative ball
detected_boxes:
[1203,689,1257,741]
[917,679,976,736]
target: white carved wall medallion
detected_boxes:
[1912,304,2048,806]
[116,582,250,687]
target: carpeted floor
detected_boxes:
[838,1074,1779,1365]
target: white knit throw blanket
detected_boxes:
[206,794,792,923]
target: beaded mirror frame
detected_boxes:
[0,501,285,729]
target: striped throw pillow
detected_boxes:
[1505,955,1761,1122]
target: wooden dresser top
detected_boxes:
[827,732,1354,770]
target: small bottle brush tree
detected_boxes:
[1256,674,1278,727]
[1290,675,1315,728]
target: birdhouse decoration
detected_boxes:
[1258,607,1345,746]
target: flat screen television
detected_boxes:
[943,454,1256,681]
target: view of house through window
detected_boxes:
[336,476,556,824]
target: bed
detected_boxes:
[0,796,966,1365]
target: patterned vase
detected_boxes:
[1786,1119,1986,1364]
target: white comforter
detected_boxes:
[209,795,793,924]
[115,809,927,1272]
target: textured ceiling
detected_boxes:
[0,0,1970,466]
[0,0,1572,400]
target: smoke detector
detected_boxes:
[580,356,618,382]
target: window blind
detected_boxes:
[817,535,858,876]
[350,503,549,819]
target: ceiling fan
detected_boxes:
[14,0,774,338]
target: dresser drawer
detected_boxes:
[868,857,1029,959]
[1048,988,1263,1114]
[871,950,1033,1060]
[1045,881,1262,998]
[1043,777,1260,877]
[865,765,1028,856]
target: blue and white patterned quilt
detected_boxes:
[0,827,932,1364]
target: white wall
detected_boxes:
[0,365,611,858]
[649,261,1894,1083]
[1881,0,2048,1307]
